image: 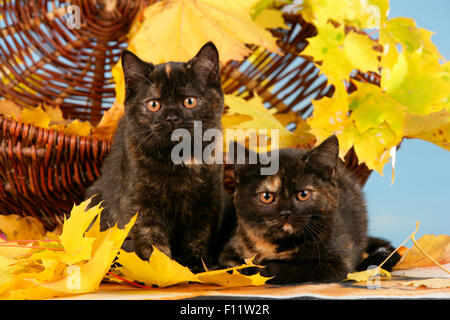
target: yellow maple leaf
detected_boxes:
[0,254,18,295]
[306,89,353,158]
[129,0,280,64]
[223,94,313,151]
[197,257,271,287]
[403,108,450,151]
[40,215,137,296]
[0,215,46,241]
[113,0,281,105]
[0,99,22,119]
[381,49,450,115]
[301,23,379,85]
[91,101,125,140]
[253,8,288,29]
[405,278,450,289]
[116,248,271,288]
[300,0,389,29]
[352,123,401,175]
[395,234,450,270]
[19,106,51,129]
[380,17,444,72]
[308,82,406,175]
[56,199,103,265]
[63,119,93,137]
[345,266,391,282]
[346,222,450,283]
[117,247,199,288]
[0,199,137,299]
[42,104,65,124]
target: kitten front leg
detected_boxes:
[260,257,350,284]
[131,211,172,261]
[218,236,246,269]
[182,218,216,272]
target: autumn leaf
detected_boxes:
[381,49,450,115]
[301,23,380,84]
[223,93,314,151]
[403,109,450,151]
[253,8,288,30]
[115,248,271,288]
[299,0,389,29]
[197,257,271,287]
[380,17,444,68]
[394,235,450,270]
[345,222,421,282]
[0,254,19,295]
[0,198,137,299]
[112,0,281,105]
[345,266,391,282]
[42,103,65,124]
[0,99,22,119]
[92,101,125,140]
[63,119,93,137]
[116,247,198,288]
[298,0,449,178]
[346,222,450,283]
[39,214,137,296]
[128,0,280,64]
[54,200,103,265]
[19,106,51,129]
[0,102,95,137]
[0,215,46,241]
[307,88,353,158]
[404,278,450,289]
[349,83,404,137]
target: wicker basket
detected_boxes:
[0,2,375,230]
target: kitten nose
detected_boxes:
[279,210,292,217]
[165,115,181,124]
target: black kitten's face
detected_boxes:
[234,136,340,241]
[121,42,223,151]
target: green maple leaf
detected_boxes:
[302,23,380,84]
[382,50,450,115]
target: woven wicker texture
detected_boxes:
[0,2,377,230]
[0,0,142,123]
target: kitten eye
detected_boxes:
[147,100,161,112]
[259,192,275,204]
[297,190,311,201]
[183,97,198,109]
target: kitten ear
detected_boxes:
[121,50,153,91]
[188,42,220,85]
[303,135,339,179]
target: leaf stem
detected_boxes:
[0,239,60,243]
[106,271,154,289]
[410,236,450,275]
[0,244,64,251]
[378,221,420,269]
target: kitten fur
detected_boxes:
[85,42,226,271]
[219,136,400,284]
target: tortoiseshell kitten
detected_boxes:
[219,136,400,284]
[85,42,226,271]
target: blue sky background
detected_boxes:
[363,0,450,246]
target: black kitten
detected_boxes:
[219,136,400,284]
[85,42,226,271]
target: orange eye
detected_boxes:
[297,190,311,201]
[183,97,198,109]
[147,100,161,112]
[259,192,275,204]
